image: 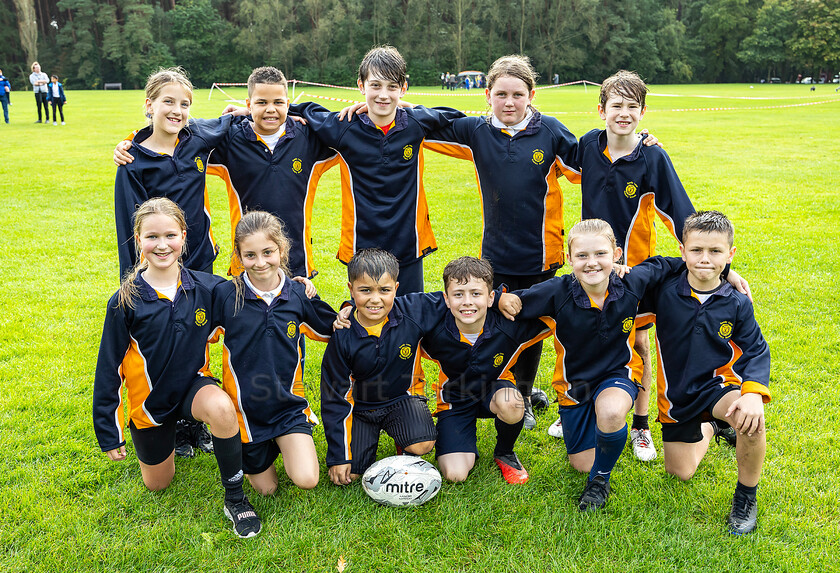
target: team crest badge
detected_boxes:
[622,317,634,333]
[194,157,205,173]
[624,182,637,198]
[292,158,303,174]
[718,321,733,339]
[287,321,297,338]
[403,145,413,160]
[195,308,207,327]
[399,344,413,360]
[532,149,545,165]
[493,353,504,367]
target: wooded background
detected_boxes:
[2,0,838,89]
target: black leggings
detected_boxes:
[34,92,49,122]
[51,101,64,122]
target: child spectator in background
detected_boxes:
[46,75,66,125]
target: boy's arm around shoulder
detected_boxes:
[396,290,449,334]
[509,277,567,321]
[423,114,482,161]
[407,104,466,135]
[644,145,695,242]
[92,295,132,456]
[320,335,355,468]
[189,114,235,149]
[289,102,344,147]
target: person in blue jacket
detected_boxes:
[46,75,66,125]
[0,68,10,124]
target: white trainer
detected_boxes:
[630,428,657,461]
[547,415,564,438]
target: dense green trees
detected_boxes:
[2,0,838,89]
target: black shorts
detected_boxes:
[349,396,437,475]
[241,423,313,475]
[660,386,739,443]
[435,380,515,456]
[129,376,219,465]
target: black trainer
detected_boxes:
[174,420,195,458]
[224,497,262,538]
[727,489,758,535]
[711,421,737,447]
[530,388,550,412]
[522,396,536,430]
[578,475,610,511]
[192,421,214,454]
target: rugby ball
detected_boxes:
[361,456,442,507]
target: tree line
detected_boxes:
[2,0,838,90]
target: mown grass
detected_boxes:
[0,83,838,572]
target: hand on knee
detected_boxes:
[404,440,435,456]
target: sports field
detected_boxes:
[0,83,838,572]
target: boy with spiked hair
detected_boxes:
[320,248,449,485]
[640,210,770,534]
[559,69,696,460]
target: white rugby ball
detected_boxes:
[361,456,442,507]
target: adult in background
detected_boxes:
[29,62,49,123]
[0,68,10,124]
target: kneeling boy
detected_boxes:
[421,257,551,484]
[320,249,447,485]
[642,211,770,534]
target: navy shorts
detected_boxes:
[559,377,640,455]
[435,380,517,456]
[241,423,313,475]
[129,376,220,466]
[660,385,739,443]
[349,396,436,475]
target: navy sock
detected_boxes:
[736,481,758,498]
[589,424,628,483]
[494,416,525,458]
[213,433,245,504]
[632,414,649,431]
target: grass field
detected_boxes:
[1,82,839,572]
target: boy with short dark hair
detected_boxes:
[290,46,465,294]
[420,257,552,484]
[640,210,770,534]
[564,69,696,460]
[320,248,448,485]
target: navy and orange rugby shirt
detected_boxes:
[290,103,465,265]
[210,278,336,444]
[206,116,339,278]
[114,116,234,276]
[424,112,581,275]
[578,129,695,266]
[638,272,771,424]
[420,309,552,414]
[514,256,685,406]
[319,292,449,467]
[92,269,225,452]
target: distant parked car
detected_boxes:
[801,77,815,84]
[770,77,781,84]
[832,75,839,83]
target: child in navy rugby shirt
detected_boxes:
[641,211,769,535]
[320,249,449,485]
[93,198,260,539]
[499,219,747,511]
[211,211,336,496]
[420,257,552,484]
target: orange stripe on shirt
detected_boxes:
[415,146,437,258]
[625,193,657,266]
[304,155,339,276]
[122,337,156,429]
[343,380,355,461]
[206,163,243,276]
[653,334,677,424]
[714,340,745,387]
[219,336,254,443]
[336,154,357,264]
[543,167,566,270]
[409,350,426,396]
